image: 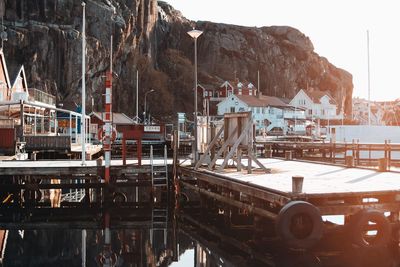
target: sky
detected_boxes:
[165,0,400,101]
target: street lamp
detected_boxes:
[81,2,86,166]
[187,28,203,163]
[144,89,155,124]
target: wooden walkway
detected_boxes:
[208,158,400,195]
[0,159,173,176]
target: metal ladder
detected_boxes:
[150,145,168,188]
[150,207,168,246]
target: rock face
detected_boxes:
[0,0,353,119]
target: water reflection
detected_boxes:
[1,203,400,267]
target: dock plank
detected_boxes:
[200,158,400,196]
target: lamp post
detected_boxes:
[187,28,203,163]
[144,89,155,124]
[81,2,86,166]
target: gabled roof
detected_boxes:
[0,49,12,88]
[307,90,336,104]
[259,95,289,108]
[224,95,289,108]
[220,80,234,89]
[91,112,134,125]
[10,65,28,90]
[219,80,258,91]
[236,95,265,107]
[197,83,214,91]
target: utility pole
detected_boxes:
[367,30,371,126]
[136,70,139,123]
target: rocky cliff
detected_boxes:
[0,0,353,120]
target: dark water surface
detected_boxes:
[1,201,400,267]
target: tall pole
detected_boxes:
[194,36,198,162]
[187,28,203,164]
[257,70,260,93]
[144,89,155,125]
[102,41,113,265]
[367,30,371,126]
[81,2,86,165]
[136,70,139,123]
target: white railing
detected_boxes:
[28,88,56,106]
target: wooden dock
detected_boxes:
[258,140,400,168]
[0,156,172,209]
[0,159,172,176]
[178,158,400,249]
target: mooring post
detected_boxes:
[237,148,242,171]
[388,139,392,170]
[122,133,126,166]
[292,175,304,194]
[210,124,216,160]
[345,155,354,168]
[378,158,387,172]
[285,150,292,160]
[137,138,142,166]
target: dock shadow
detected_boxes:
[346,172,381,184]
[315,168,347,177]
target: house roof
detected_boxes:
[235,95,289,108]
[197,83,214,90]
[10,65,28,90]
[0,49,11,88]
[219,80,258,91]
[307,90,336,104]
[91,112,134,125]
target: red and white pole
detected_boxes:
[100,34,115,267]
[104,70,112,238]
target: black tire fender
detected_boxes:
[112,192,127,203]
[276,201,323,249]
[23,189,42,203]
[348,209,391,248]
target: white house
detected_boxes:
[217,94,304,134]
[290,89,342,121]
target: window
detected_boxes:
[249,90,252,96]
[204,91,208,97]
[230,107,235,113]
[308,109,313,115]
[257,107,260,114]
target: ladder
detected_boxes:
[150,145,168,188]
[150,207,168,246]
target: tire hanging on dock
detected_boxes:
[348,209,391,248]
[276,201,323,249]
[112,192,127,203]
[22,189,42,204]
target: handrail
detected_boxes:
[27,88,56,106]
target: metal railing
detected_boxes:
[28,88,56,106]
[0,119,14,128]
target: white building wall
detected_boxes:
[217,95,287,133]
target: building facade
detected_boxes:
[290,89,342,121]
[217,94,305,134]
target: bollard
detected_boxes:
[292,175,304,194]
[96,156,103,166]
[378,158,387,172]
[285,151,292,160]
[31,151,37,161]
[345,155,354,168]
